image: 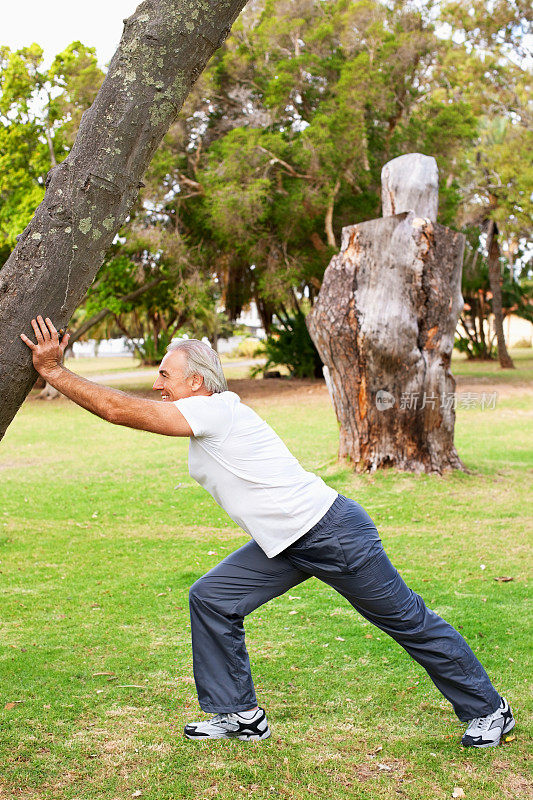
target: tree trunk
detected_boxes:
[0,0,247,441]
[486,220,514,369]
[255,295,275,334]
[307,212,466,474]
[325,179,340,248]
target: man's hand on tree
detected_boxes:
[20,316,71,380]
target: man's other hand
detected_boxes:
[20,316,70,379]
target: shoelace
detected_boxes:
[469,707,504,731]
[469,701,505,732]
[469,716,492,731]
[211,714,232,725]
[210,711,257,727]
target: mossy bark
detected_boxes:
[0,0,247,440]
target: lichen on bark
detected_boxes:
[0,0,249,440]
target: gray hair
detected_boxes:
[166,338,228,394]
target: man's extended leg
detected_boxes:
[326,546,502,721]
[188,539,308,714]
[284,496,503,723]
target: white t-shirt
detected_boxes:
[174,391,338,558]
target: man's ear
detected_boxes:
[189,373,204,391]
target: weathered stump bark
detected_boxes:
[0,0,247,441]
[381,153,439,221]
[307,199,466,474]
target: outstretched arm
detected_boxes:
[20,316,193,437]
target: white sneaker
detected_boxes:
[461,697,515,748]
[184,707,271,740]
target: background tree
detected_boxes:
[438,0,533,366]
[143,0,477,339]
[82,226,222,364]
[456,227,532,359]
[0,43,104,263]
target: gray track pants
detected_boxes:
[188,494,501,721]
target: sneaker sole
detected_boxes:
[184,729,271,741]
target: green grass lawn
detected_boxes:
[63,356,143,375]
[1,350,531,799]
[450,347,533,385]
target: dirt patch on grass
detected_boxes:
[232,375,533,405]
[230,377,325,403]
[323,755,410,787]
[492,758,533,799]
[454,379,533,400]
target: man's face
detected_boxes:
[152,350,206,401]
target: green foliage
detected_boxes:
[0,42,104,257]
[200,128,274,243]
[80,227,224,365]
[1,0,530,361]
[148,0,480,328]
[144,0,532,335]
[48,41,104,147]
[85,255,139,317]
[251,308,323,378]
[453,335,492,360]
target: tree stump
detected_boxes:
[307,154,466,474]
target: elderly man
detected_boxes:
[21,315,514,747]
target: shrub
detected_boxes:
[229,337,263,359]
[453,336,496,360]
[131,329,175,365]
[250,309,323,379]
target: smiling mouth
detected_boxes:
[161,393,171,401]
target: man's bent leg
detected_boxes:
[188,540,307,714]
